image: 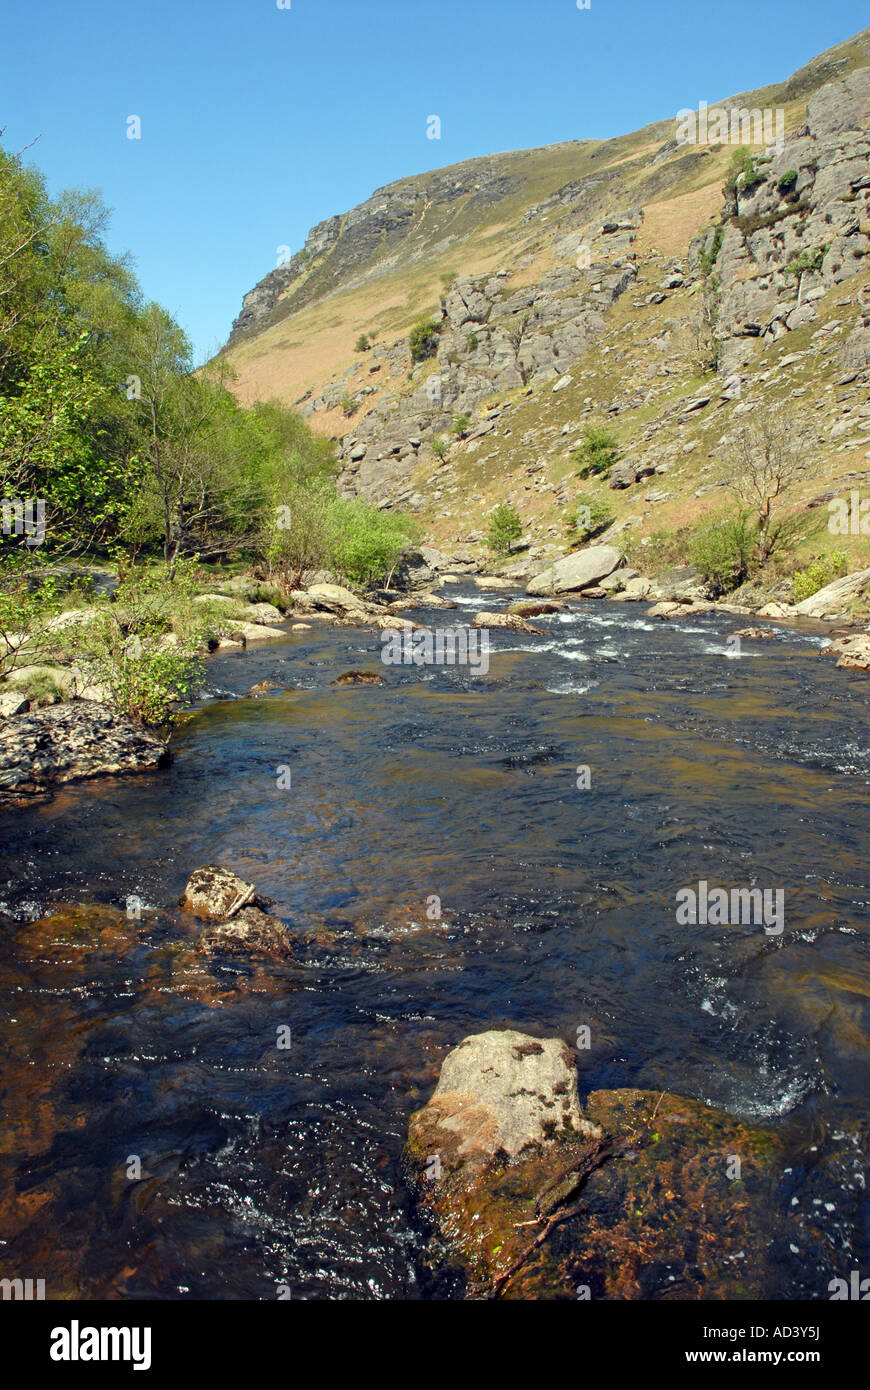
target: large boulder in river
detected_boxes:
[0,701,168,803]
[471,611,542,634]
[526,546,622,596]
[409,1031,585,1171]
[305,583,367,613]
[405,1030,803,1299]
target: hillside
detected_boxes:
[222,26,870,591]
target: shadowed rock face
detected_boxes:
[405,1030,812,1300]
[0,701,168,803]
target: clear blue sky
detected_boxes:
[1,0,867,359]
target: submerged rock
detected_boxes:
[330,669,387,686]
[406,1029,791,1300]
[0,701,168,803]
[198,906,292,958]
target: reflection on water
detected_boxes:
[0,587,868,1298]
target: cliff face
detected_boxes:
[222,27,870,574]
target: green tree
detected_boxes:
[572,426,620,479]
[487,503,523,555]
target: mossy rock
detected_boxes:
[406,1083,788,1300]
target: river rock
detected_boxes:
[0,691,30,718]
[181,865,258,919]
[408,1030,585,1171]
[406,1033,794,1299]
[306,583,367,613]
[0,701,169,802]
[330,670,387,685]
[526,546,622,596]
[198,906,293,958]
[471,611,542,633]
[230,621,287,642]
[507,600,565,617]
[474,576,516,591]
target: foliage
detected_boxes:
[452,413,472,438]
[487,503,523,555]
[70,560,205,727]
[354,334,370,352]
[409,317,441,363]
[792,551,847,602]
[689,510,757,596]
[572,426,621,479]
[329,501,419,588]
[431,435,450,460]
[0,563,66,677]
[567,495,614,542]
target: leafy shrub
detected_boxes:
[339,394,358,418]
[466,333,479,352]
[572,426,621,479]
[71,562,206,727]
[689,511,756,596]
[777,170,798,196]
[431,435,450,460]
[452,413,472,438]
[487,503,523,556]
[409,317,441,363]
[330,502,419,588]
[792,551,847,603]
[567,495,613,542]
[354,334,370,353]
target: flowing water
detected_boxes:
[1,585,868,1299]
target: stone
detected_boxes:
[0,701,169,803]
[230,622,287,642]
[526,546,622,596]
[408,1030,584,1170]
[330,670,387,686]
[793,567,870,617]
[0,691,30,718]
[506,600,565,617]
[405,1035,794,1300]
[305,583,367,613]
[471,611,542,633]
[248,681,283,697]
[290,622,313,631]
[181,865,259,920]
[198,906,292,958]
[474,576,516,590]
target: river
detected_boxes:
[1,585,868,1298]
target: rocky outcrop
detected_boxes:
[0,701,169,803]
[526,545,622,596]
[690,66,870,375]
